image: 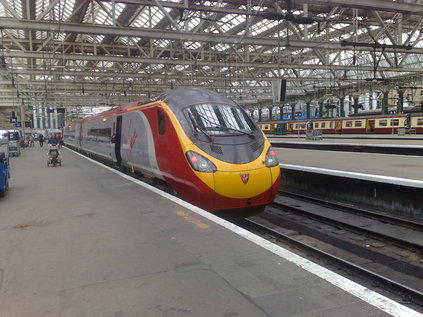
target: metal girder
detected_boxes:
[294,0,423,16]
[1,18,423,55]
[106,0,423,18]
[4,50,423,73]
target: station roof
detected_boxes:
[1,0,423,118]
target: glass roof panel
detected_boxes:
[0,0,22,18]
[250,20,279,36]
[132,6,165,28]
[184,41,202,50]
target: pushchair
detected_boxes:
[47,145,61,167]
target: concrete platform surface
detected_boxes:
[273,147,423,182]
[0,146,420,317]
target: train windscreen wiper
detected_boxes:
[187,112,213,142]
[216,126,256,139]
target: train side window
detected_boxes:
[379,120,388,127]
[157,109,167,135]
[391,119,399,126]
[417,118,423,126]
[346,121,353,127]
[321,122,326,128]
[314,123,318,128]
[354,121,362,127]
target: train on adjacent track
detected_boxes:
[258,113,423,134]
[63,88,281,215]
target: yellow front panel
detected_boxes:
[213,167,272,198]
[185,139,278,199]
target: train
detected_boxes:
[258,113,423,135]
[63,87,281,215]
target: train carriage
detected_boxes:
[260,113,423,135]
[64,88,281,215]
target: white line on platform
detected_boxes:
[275,141,423,148]
[67,147,423,317]
[281,163,423,188]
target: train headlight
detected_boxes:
[186,151,217,173]
[265,147,279,167]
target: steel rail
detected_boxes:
[279,189,423,230]
[274,194,423,252]
[242,217,423,306]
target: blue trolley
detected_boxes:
[0,132,10,197]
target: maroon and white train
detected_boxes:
[258,113,423,134]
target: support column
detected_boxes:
[279,106,283,120]
[339,97,345,117]
[318,101,323,118]
[44,107,48,129]
[269,106,273,120]
[39,106,44,129]
[33,105,38,128]
[53,106,58,128]
[353,96,359,116]
[382,90,389,115]
[258,108,262,122]
[306,101,311,119]
[48,107,53,129]
[397,89,405,114]
[20,104,25,136]
[290,104,296,120]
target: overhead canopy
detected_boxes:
[0,0,422,115]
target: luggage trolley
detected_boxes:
[0,131,10,197]
[7,131,21,157]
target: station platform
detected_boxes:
[272,143,423,182]
[0,146,420,317]
[269,135,423,157]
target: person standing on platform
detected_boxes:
[39,134,44,147]
[57,134,63,148]
[47,134,59,146]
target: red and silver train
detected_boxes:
[258,113,423,134]
[63,88,280,215]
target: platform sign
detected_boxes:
[15,122,22,128]
[9,117,17,123]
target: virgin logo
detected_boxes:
[240,174,249,184]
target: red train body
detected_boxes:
[64,88,281,215]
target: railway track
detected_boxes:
[233,192,423,310]
[275,190,423,252]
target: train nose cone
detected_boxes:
[214,167,272,199]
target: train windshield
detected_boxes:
[184,103,256,136]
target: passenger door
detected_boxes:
[111,116,123,165]
[367,119,375,133]
[78,123,83,149]
[335,120,342,133]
